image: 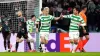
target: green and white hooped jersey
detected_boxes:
[36,15,54,32]
[63,14,85,32]
[26,19,36,33]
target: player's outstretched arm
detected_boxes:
[54,17,61,20]
[60,13,72,19]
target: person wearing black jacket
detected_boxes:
[1,15,11,52]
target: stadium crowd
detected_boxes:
[42,0,100,32]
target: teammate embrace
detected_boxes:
[37,6,88,53]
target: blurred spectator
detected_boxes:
[95,2,100,32]
[87,0,96,13]
[53,6,61,17]
[47,0,54,3]
[93,0,99,6]
[69,0,76,8]
[87,0,96,31]
[76,0,83,7]
[62,2,69,10]
[81,0,86,5]
[49,7,54,15]
[56,4,63,13]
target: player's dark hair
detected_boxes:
[31,15,35,18]
[74,6,80,12]
[41,7,44,11]
[81,5,87,10]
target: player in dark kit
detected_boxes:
[14,11,32,52]
[1,15,11,52]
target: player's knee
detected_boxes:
[70,39,74,43]
[42,41,45,44]
[27,38,34,43]
[41,37,45,43]
[86,36,89,40]
[41,42,45,44]
[74,39,78,44]
[19,39,23,43]
[16,37,19,42]
[74,42,78,44]
[45,40,48,44]
[41,40,46,44]
[16,39,19,42]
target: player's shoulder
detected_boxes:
[39,15,44,18]
[49,15,54,18]
[69,14,74,17]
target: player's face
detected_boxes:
[32,17,36,21]
[44,8,49,15]
[73,8,78,15]
[17,11,22,17]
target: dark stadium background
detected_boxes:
[0,0,100,33]
[43,0,100,33]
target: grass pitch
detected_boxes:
[0,52,100,56]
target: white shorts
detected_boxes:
[40,32,49,40]
[69,32,79,40]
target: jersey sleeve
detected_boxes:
[79,17,86,26]
[50,15,55,20]
[63,14,72,19]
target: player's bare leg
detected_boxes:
[27,33,36,52]
[71,38,79,53]
[85,35,89,40]
[26,39,32,52]
[70,39,74,53]
[40,36,47,53]
[15,37,23,52]
[30,40,35,52]
[26,38,35,52]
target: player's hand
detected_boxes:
[60,13,63,19]
[78,23,81,26]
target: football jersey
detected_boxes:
[63,14,86,32]
[36,15,54,32]
[27,19,36,33]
